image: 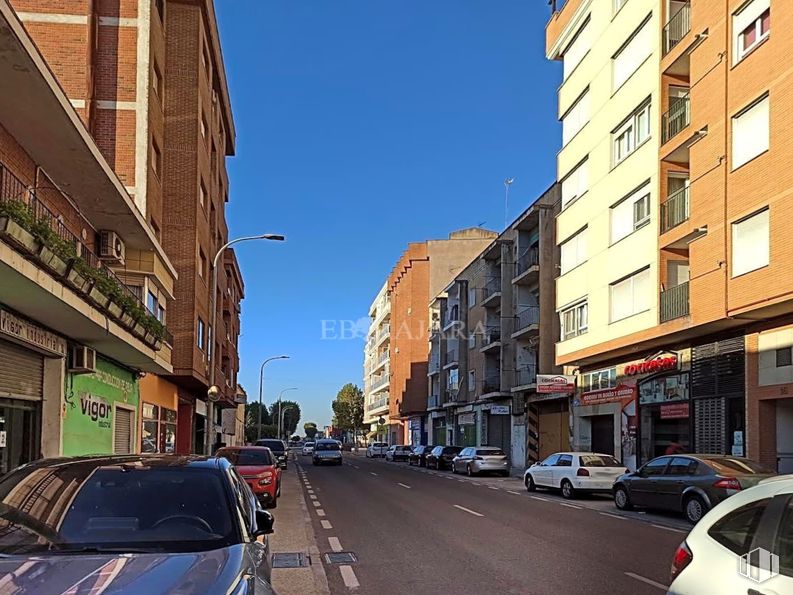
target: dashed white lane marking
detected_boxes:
[312,501,321,508]
[328,537,343,552]
[353,465,360,469]
[488,486,499,490]
[397,483,411,489]
[599,512,627,520]
[458,480,467,483]
[317,509,326,517]
[651,524,686,533]
[559,503,583,510]
[308,490,315,495]
[624,572,667,591]
[507,490,521,495]
[309,494,317,500]
[320,520,333,529]
[369,472,378,476]
[339,565,360,589]
[453,504,484,517]
[530,496,550,502]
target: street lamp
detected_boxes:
[257,356,290,441]
[279,404,296,441]
[276,387,297,440]
[206,233,285,455]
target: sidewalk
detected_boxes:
[269,460,330,595]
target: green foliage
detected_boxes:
[331,383,365,435]
[245,423,277,443]
[304,422,318,439]
[271,400,301,438]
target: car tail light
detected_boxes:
[713,477,742,490]
[671,541,693,579]
[576,468,590,477]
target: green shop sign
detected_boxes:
[62,357,139,456]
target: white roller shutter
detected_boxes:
[114,407,134,454]
[0,340,43,399]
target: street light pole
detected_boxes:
[280,405,295,441]
[257,356,290,441]
[206,233,285,455]
[504,177,515,230]
[276,387,297,440]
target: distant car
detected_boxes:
[613,454,775,523]
[313,439,343,466]
[366,442,389,458]
[216,446,281,509]
[426,445,462,470]
[525,452,627,499]
[301,442,315,456]
[0,454,276,593]
[385,445,412,462]
[408,445,435,467]
[453,447,509,477]
[255,439,288,469]
[668,475,793,594]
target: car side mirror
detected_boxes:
[253,509,274,537]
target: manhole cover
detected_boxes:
[272,552,310,568]
[324,552,357,565]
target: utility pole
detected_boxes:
[504,177,515,229]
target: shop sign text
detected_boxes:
[624,355,678,376]
[80,393,112,428]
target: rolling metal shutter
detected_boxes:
[114,408,133,454]
[0,340,43,400]
[695,397,726,454]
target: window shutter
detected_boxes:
[563,19,591,79]
[562,89,590,145]
[733,96,769,169]
[561,159,588,208]
[114,408,134,454]
[611,198,634,243]
[613,19,652,90]
[0,341,43,399]
[732,209,769,276]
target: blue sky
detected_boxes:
[216,1,562,430]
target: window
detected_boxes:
[774,498,793,578]
[199,248,208,279]
[640,456,671,476]
[561,158,588,209]
[468,370,475,391]
[560,227,587,274]
[732,95,769,169]
[732,208,769,277]
[448,369,459,391]
[468,332,475,349]
[562,18,591,79]
[613,101,651,165]
[197,317,205,350]
[200,180,207,208]
[777,347,793,368]
[208,325,213,360]
[541,454,560,466]
[157,304,166,324]
[560,300,588,340]
[147,291,158,315]
[610,182,651,243]
[612,17,652,91]
[556,455,573,467]
[583,368,616,392]
[141,404,177,453]
[151,138,162,179]
[614,0,629,12]
[668,457,698,475]
[152,60,163,103]
[562,88,590,145]
[733,0,770,63]
[610,268,650,322]
[468,287,476,307]
[707,499,770,556]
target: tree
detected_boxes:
[304,422,318,439]
[243,402,273,443]
[270,400,301,440]
[331,383,365,444]
[245,423,277,444]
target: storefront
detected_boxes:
[408,416,425,446]
[527,394,571,463]
[63,356,140,456]
[456,410,476,446]
[431,412,446,445]
[482,402,511,455]
[138,375,178,453]
[637,367,691,462]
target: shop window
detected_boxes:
[638,372,689,405]
[582,368,616,392]
[141,403,177,453]
[777,347,793,368]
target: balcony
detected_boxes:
[480,326,501,353]
[482,374,501,396]
[367,394,389,413]
[375,323,390,346]
[370,373,390,393]
[662,96,690,144]
[512,306,540,339]
[372,350,389,374]
[443,304,460,330]
[444,348,459,369]
[443,385,459,405]
[663,2,691,56]
[512,365,537,391]
[660,282,690,322]
[428,393,441,409]
[481,277,502,308]
[513,248,539,285]
[661,187,690,233]
[428,353,440,376]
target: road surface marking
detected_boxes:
[321,520,333,529]
[458,480,467,483]
[370,472,378,476]
[312,501,321,508]
[559,503,582,510]
[599,512,627,520]
[398,483,412,489]
[507,490,521,495]
[530,495,550,501]
[488,486,499,490]
[328,537,343,552]
[309,494,317,500]
[446,476,455,480]
[624,572,667,591]
[453,505,484,517]
[651,524,686,533]
[339,565,360,589]
[353,465,360,469]
[317,509,326,517]
[308,490,315,495]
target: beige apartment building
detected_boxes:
[548,0,793,472]
[363,282,391,440]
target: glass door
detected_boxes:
[0,399,41,475]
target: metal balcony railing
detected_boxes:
[377,351,389,366]
[371,374,390,392]
[481,326,501,347]
[515,364,537,387]
[429,354,440,374]
[515,306,540,331]
[515,247,539,277]
[661,186,690,233]
[482,374,501,394]
[445,349,458,365]
[662,95,690,144]
[377,323,390,342]
[367,394,389,412]
[483,277,501,300]
[428,394,441,409]
[663,2,691,55]
[660,281,690,322]
[443,304,460,327]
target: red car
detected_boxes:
[216,446,282,508]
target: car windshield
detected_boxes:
[0,464,236,556]
[305,442,315,447]
[477,449,505,456]
[579,455,622,467]
[257,440,285,453]
[702,457,773,475]
[217,448,273,466]
[372,443,387,448]
[316,442,341,451]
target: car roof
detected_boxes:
[315,439,337,443]
[14,454,229,472]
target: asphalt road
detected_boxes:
[295,452,687,595]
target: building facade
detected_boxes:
[363,283,391,441]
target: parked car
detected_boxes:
[255,439,288,469]
[366,442,389,458]
[216,446,282,508]
[453,446,509,476]
[525,452,627,499]
[313,439,343,466]
[385,445,412,462]
[301,441,315,456]
[0,454,276,593]
[408,445,435,467]
[668,475,793,594]
[426,445,463,470]
[613,454,775,523]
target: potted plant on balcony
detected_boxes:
[0,200,41,254]
[29,216,75,278]
[116,294,138,329]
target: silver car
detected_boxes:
[0,454,276,593]
[452,446,510,476]
[312,439,343,465]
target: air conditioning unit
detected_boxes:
[69,345,96,374]
[99,230,126,265]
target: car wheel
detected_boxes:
[613,485,632,510]
[268,498,278,509]
[466,464,474,477]
[561,479,575,499]
[525,474,536,492]
[684,495,707,524]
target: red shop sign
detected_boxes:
[580,384,636,406]
[660,402,690,419]
[625,355,678,376]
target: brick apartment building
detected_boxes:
[10,0,245,454]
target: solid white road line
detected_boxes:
[328,537,343,552]
[353,465,360,469]
[530,496,550,502]
[507,490,521,495]
[559,503,583,510]
[312,501,321,508]
[599,512,627,520]
[624,572,667,591]
[339,565,360,589]
[317,509,326,517]
[370,472,378,476]
[320,520,333,529]
[651,524,686,533]
[453,504,484,517]
[397,483,412,489]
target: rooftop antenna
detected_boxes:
[504,177,515,229]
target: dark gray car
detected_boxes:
[613,454,775,523]
[0,454,276,593]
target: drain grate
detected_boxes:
[324,551,358,565]
[272,552,310,568]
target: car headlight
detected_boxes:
[257,471,274,486]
